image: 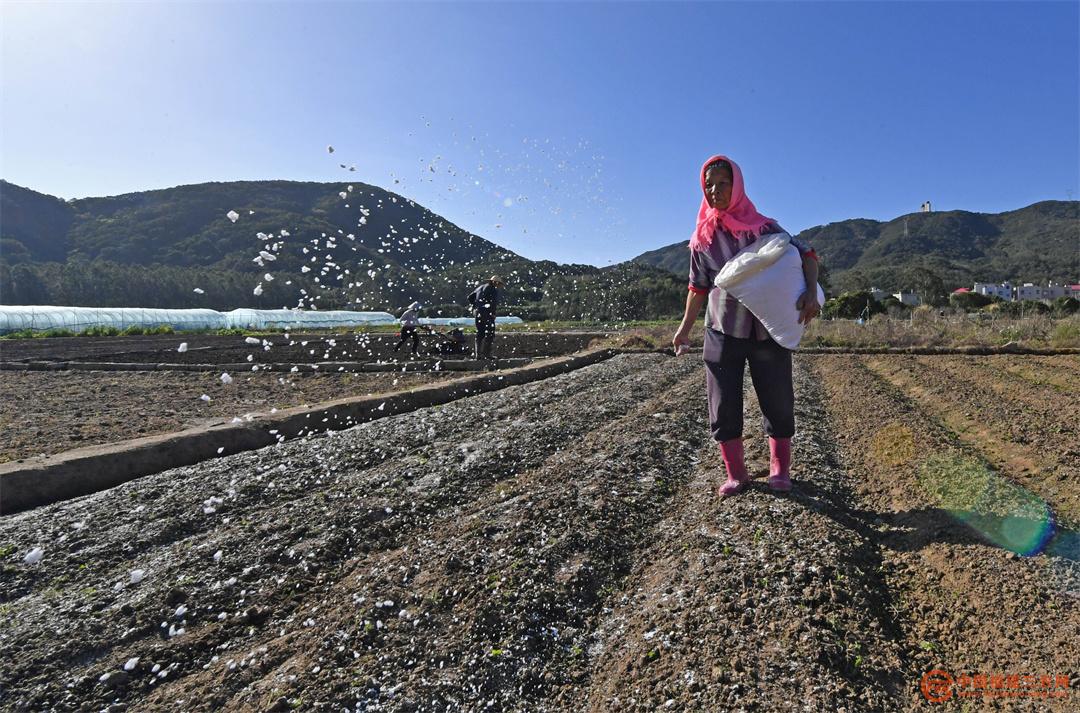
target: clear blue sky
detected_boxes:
[2,1,1077,266]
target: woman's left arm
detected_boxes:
[795,252,821,325]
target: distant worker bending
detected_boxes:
[468,275,503,359]
[394,302,423,356]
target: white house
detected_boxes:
[974,282,1013,301]
[893,290,921,306]
[970,281,1075,302]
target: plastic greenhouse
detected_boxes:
[0,305,397,335]
[223,309,396,331]
[418,317,524,327]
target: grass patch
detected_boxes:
[803,313,1080,349]
[916,453,1053,554]
[0,328,77,339]
[1051,321,1080,347]
[869,423,917,468]
[80,326,121,337]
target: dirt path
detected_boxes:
[568,365,910,711]
[1,354,1077,711]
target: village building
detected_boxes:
[967,281,1077,302]
[893,290,921,306]
[974,282,1014,300]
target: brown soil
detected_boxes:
[807,355,1079,710]
[0,354,1077,712]
[0,370,448,464]
[0,331,606,365]
[861,355,1080,524]
[0,331,603,465]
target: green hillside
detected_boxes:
[634,202,1079,294]
[0,180,684,320]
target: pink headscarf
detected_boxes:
[689,155,776,252]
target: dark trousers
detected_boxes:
[395,326,419,354]
[704,330,794,442]
[475,313,495,358]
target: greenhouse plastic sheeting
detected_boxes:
[223,309,395,330]
[0,305,397,334]
[0,306,223,334]
[418,317,524,327]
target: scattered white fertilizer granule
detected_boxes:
[192,287,204,294]
[23,547,44,565]
[253,283,264,296]
[226,210,240,223]
[245,337,261,345]
[129,569,146,584]
[220,373,233,385]
[200,394,211,402]
[177,343,188,353]
[124,658,140,671]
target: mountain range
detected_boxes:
[2,178,1076,319]
[0,179,683,320]
[633,201,1079,294]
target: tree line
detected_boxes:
[0,258,689,322]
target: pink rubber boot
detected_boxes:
[717,438,750,497]
[768,437,792,492]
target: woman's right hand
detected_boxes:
[672,329,691,356]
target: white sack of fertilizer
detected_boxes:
[714,233,825,350]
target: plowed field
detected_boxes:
[0,332,605,464]
[1,353,1077,711]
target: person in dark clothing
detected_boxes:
[468,276,503,359]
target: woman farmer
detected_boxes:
[672,155,820,497]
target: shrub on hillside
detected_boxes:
[822,291,886,320]
[1051,296,1079,317]
[987,300,1052,317]
[948,291,993,311]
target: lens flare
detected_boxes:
[917,454,1057,557]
